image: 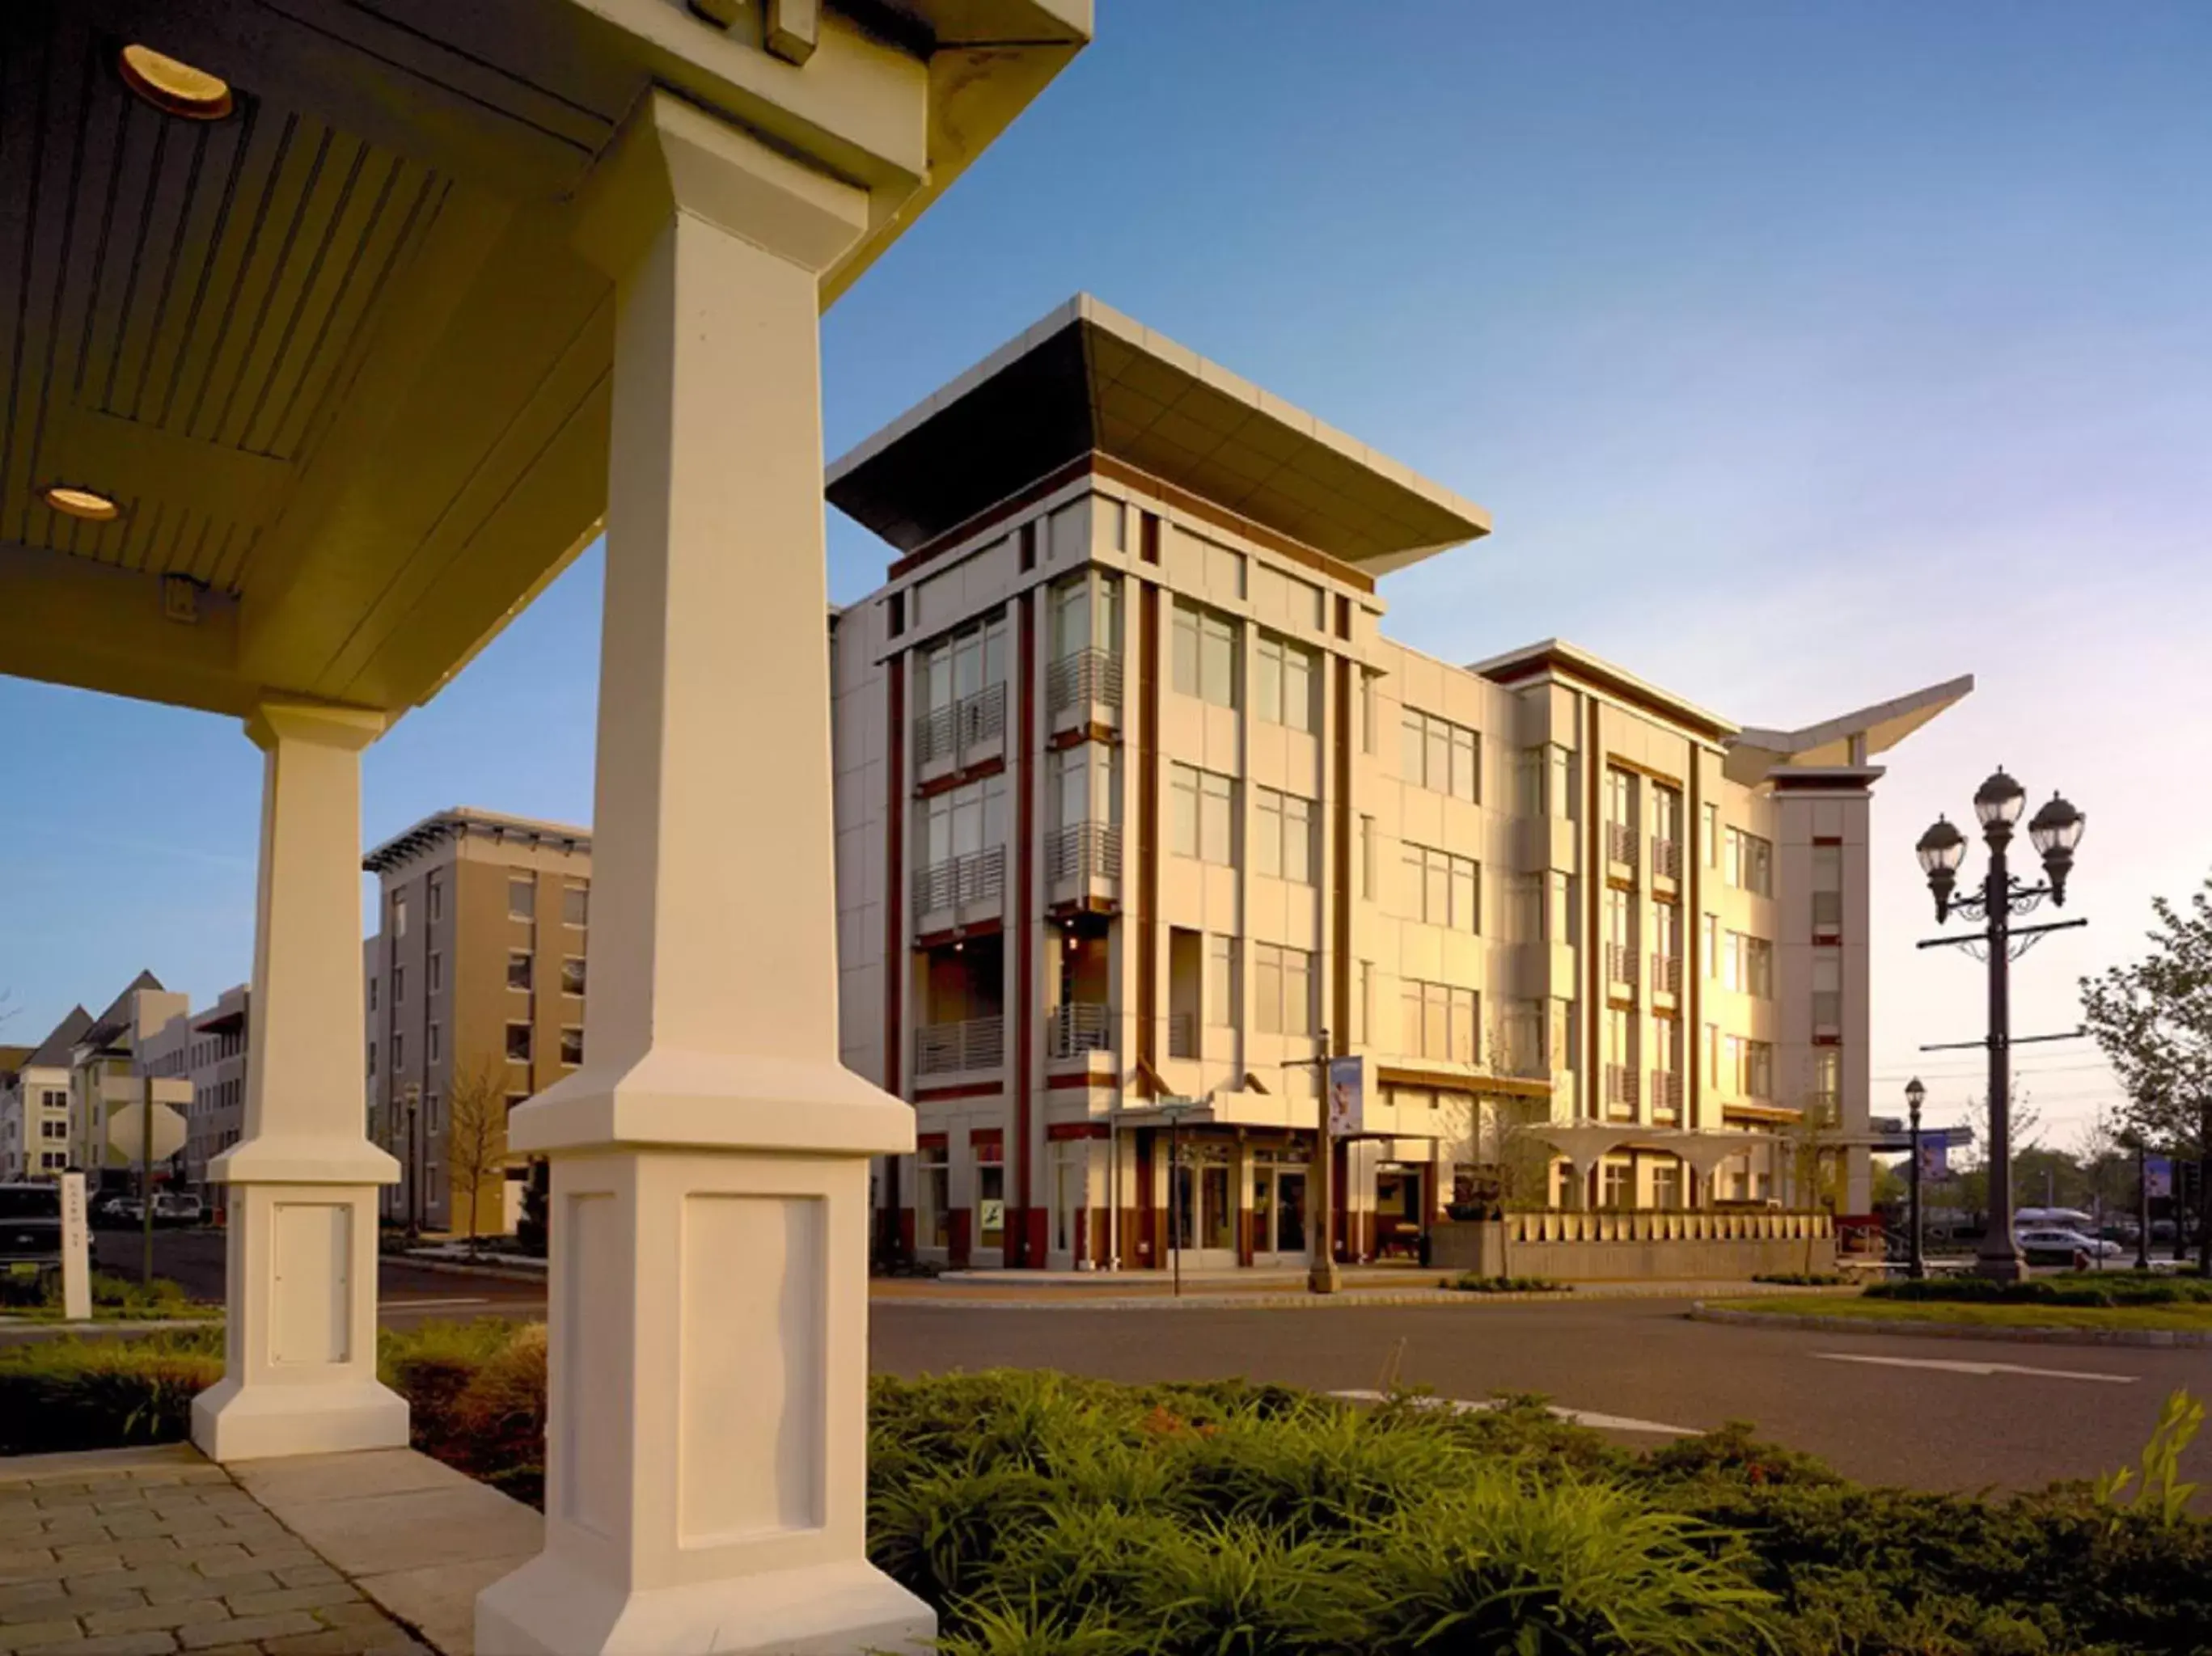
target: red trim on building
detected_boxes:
[914,755,1006,799]
[1047,1122,1110,1140]
[1044,1072,1103,1091]
[971,1127,1005,1153]
[916,1132,949,1151]
[913,1082,1002,1103]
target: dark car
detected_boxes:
[0,1183,63,1267]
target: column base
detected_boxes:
[475,1555,934,1656]
[191,1375,409,1463]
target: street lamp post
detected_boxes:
[1905,1077,1927,1281]
[1281,1030,1338,1295]
[2132,1134,2153,1273]
[1915,770,2086,1284]
[403,1083,422,1244]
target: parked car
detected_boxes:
[153,1192,202,1225]
[0,1183,62,1269]
[2015,1227,2124,1265]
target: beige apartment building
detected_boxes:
[1,1007,90,1181]
[828,295,1968,1271]
[140,985,250,1203]
[362,809,592,1236]
[68,974,194,1192]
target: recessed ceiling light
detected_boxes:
[44,485,121,523]
[118,44,234,120]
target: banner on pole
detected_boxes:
[1326,1056,1364,1138]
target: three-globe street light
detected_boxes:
[1904,1077,1927,1281]
[1914,768,2086,1283]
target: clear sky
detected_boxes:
[5,2,2209,1150]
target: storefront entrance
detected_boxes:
[1169,1148,1237,1269]
[1373,1163,1429,1261]
[1251,1158,1309,1266]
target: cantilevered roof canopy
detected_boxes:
[1729,674,1976,775]
[827,294,1491,572]
[0,0,1087,723]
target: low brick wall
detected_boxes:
[1434,1216,1836,1281]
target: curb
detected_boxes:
[1688,1303,2212,1348]
[875,1282,1859,1312]
[381,1255,548,1285]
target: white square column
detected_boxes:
[194,699,408,1463]
[476,94,929,1656]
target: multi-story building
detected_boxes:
[827,295,1968,1271]
[66,973,192,1191]
[140,986,250,1204]
[1,1008,91,1181]
[362,808,592,1237]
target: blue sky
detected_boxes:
[6,2,2209,1143]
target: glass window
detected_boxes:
[393,965,405,1006]
[1200,771,1233,865]
[563,885,589,927]
[1169,764,1199,858]
[1702,802,1719,868]
[1205,935,1236,1028]
[560,1028,584,1066]
[392,1033,404,1071]
[1360,816,1377,898]
[1254,789,1282,879]
[508,951,533,991]
[1256,946,1283,1036]
[1360,674,1376,754]
[506,1024,533,1062]
[562,957,586,997]
[428,1024,441,1064]
[918,1147,950,1249]
[391,893,408,939]
[509,877,535,920]
[368,978,378,1013]
[426,875,443,923]
[1702,915,1719,978]
[1171,602,1237,708]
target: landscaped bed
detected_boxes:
[2,1319,2207,1653]
[0,1268,221,1323]
[1705,1293,2212,1334]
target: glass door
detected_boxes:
[1253,1166,1309,1265]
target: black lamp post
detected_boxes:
[2130,1133,2153,1273]
[1905,1077,1927,1280]
[1915,770,2086,1283]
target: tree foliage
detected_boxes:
[2081,874,2212,1157]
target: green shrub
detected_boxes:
[1446,1273,1571,1294]
[0,1330,222,1453]
[1751,1271,1850,1286]
[1868,1272,2212,1307]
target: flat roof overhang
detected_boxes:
[827,294,1490,573]
[0,0,1088,724]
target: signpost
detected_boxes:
[107,1089,188,1286]
[1155,1097,1196,1298]
[58,1171,91,1321]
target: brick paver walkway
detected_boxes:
[0,1449,424,1656]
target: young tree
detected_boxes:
[2081,872,2212,1274]
[445,1061,511,1253]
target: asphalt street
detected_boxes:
[61,1231,2212,1499]
[869,1295,2212,1498]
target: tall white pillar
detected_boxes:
[476,94,928,1656]
[193,699,408,1462]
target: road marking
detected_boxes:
[383,1296,493,1311]
[1327,1388,1694,1436]
[1813,1352,2138,1384]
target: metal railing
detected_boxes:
[911,847,1005,920]
[1167,1011,1198,1060]
[1505,1209,1833,1243]
[1605,942,1639,986]
[913,1016,1004,1077]
[1650,835,1681,881]
[1605,1063,1639,1110]
[1046,822,1123,882]
[1047,648,1123,715]
[1605,822,1639,866]
[1648,1070,1683,1116]
[1649,953,1682,997]
[914,682,1007,767]
[1049,1002,1114,1059]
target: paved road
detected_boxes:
[869,1295,2212,1498]
[91,1229,548,1329]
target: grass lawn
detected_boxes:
[1709,1293,2212,1333]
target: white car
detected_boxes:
[2015,1227,2123,1263]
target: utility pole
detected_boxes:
[1905,1078,1926,1281]
[2134,1137,2152,1272]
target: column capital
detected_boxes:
[244,698,385,755]
[573,91,869,284]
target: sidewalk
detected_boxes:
[0,1444,539,1656]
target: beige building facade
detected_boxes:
[0,1007,91,1181]
[141,984,251,1202]
[829,297,1969,1271]
[363,809,592,1238]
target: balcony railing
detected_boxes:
[1605,942,1639,987]
[914,1016,1004,1077]
[1605,822,1639,866]
[1047,648,1123,716]
[1649,953,1682,998]
[1047,822,1123,883]
[1650,835,1681,882]
[1049,1002,1114,1060]
[914,682,1007,767]
[1648,1070,1683,1117]
[911,847,1004,921]
[1167,1011,1199,1060]
[1605,1063,1639,1111]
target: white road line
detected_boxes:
[1327,1389,1694,1436]
[383,1296,493,1311]
[1813,1352,2138,1384]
